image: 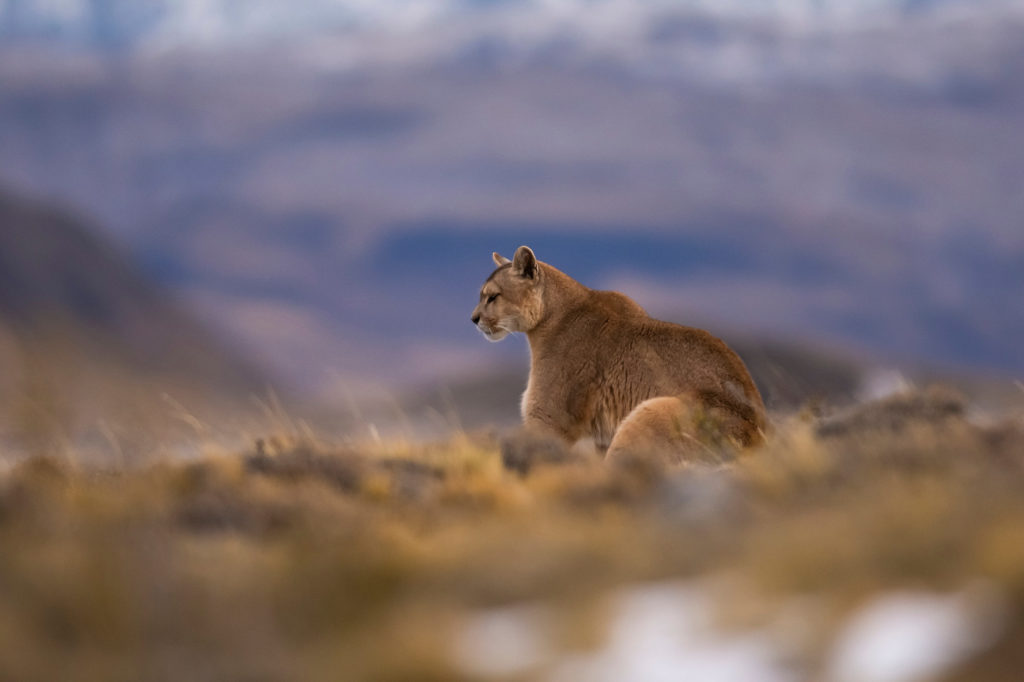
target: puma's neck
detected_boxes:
[526,265,591,350]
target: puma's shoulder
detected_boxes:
[588,289,647,318]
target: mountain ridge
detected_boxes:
[1,0,1020,52]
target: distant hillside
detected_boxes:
[1,7,1022,399]
[0,188,264,432]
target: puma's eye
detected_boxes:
[486,293,499,304]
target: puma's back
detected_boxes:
[472,246,765,462]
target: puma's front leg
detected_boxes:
[499,413,579,474]
[521,411,580,448]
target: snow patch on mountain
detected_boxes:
[2,0,1022,52]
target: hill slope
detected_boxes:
[0,187,264,450]
[0,188,258,384]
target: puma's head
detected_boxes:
[471,246,544,342]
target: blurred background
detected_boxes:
[1,0,1023,450]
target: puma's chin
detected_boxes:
[480,327,510,342]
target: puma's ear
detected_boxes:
[512,246,538,279]
[493,252,511,267]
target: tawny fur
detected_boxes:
[472,246,765,463]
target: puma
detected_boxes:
[471,246,766,464]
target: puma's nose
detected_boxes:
[471,313,481,325]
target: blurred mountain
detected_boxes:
[0,187,263,410]
[0,4,1022,403]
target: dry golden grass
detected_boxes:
[0,387,1023,681]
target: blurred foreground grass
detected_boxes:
[1,388,1024,681]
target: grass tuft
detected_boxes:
[1,387,1023,680]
